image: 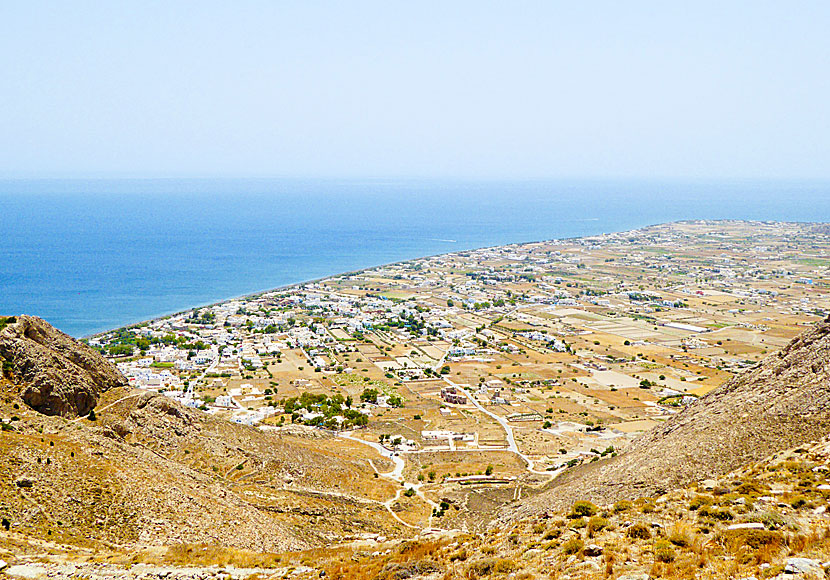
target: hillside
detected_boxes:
[501,317,830,522]
[2,314,830,578]
[0,317,419,558]
[0,315,127,416]
[322,437,830,580]
[5,436,830,578]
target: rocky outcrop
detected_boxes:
[0,315,127,416]
[503,316,830,520]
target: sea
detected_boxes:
[2,178,830,337]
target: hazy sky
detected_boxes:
[2,2,829,179]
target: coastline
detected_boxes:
[8,178,830,339]
[86,217,820,338]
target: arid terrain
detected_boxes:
[1,221,830,579]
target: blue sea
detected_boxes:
[2,178,830,337]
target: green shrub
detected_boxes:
[613,500,633,513]
[744,511,787,530]
[587,516,609,535]
[569,517,587,529]
[789,495,807,509]
[562,538,584,555]
[669,529,690,547]
[654,540,677,562]
[735,480,767,497]
[467,558,496,576]
[699,505,734,520]
[627,523,652,540]
[689,495,713,511]
[571,500,598,517]
[493,559,516,573]
[724,529,783,550]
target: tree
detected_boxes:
[360,388,379,404]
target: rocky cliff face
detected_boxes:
[0,315,127,416]
[503,316,830,521]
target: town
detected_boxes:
[89,220,830,508]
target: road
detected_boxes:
[339,431,440,529]
[339,431,405,480]
[440,376,555,476]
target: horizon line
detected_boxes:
[3,175,830,184]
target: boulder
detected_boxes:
[0,315,127,416]
[727,522,765,530]
[5,564,47,579]
[784,557,823,575]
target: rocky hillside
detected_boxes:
[0,317,417,557]
[0,315,127,416]
[3,315,830,578]
[502,317,830,522]
[5,436,829,579]
[0,383,412,554]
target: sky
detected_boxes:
[1,2,829,180]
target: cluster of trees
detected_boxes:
[360,387,403,407]
[185,309,215,325]
[98,328,211,357]
[283,392,367,430]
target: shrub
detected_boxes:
[467,558,497,576]
[562,538,584,555]
[735,480,767,497]
[627,523,652,540]
[654,540,677,563]
[789,495,807,509]
[699,505,734,520]
[689,495,713,510]
[725,529,783,550]
[571,500,598,517]
[744,511,787,530]
[613,500,633,513]
[587,516,609,535]
[569,517,587,529]
[668,525,691,547]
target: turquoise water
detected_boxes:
[2,178,830,337]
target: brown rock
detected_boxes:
[0,315,127,416]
